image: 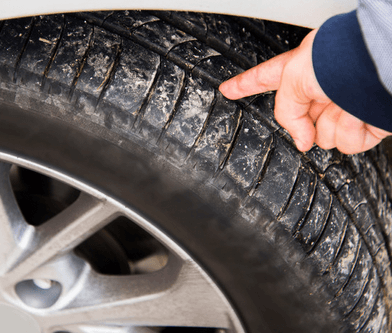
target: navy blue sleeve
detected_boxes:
[312,11,392,132]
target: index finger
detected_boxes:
[219,49,295,100]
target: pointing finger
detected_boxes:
[219,49,295,100]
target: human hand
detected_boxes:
[219,30,391,154]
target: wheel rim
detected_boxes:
[0,152,245,333]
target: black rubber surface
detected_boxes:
[0,11,391,333]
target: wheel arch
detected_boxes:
[0,0,357,28]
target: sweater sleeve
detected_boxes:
[312,9,392,132]
[358,0,392,96]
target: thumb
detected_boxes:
[219,49,295,100]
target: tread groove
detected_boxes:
[292,178,320,234]
[133,56,163,129]
[330,218,349,269]
[13,17,35,83]
[156,72,188,145]
[345,270,372,317]
[41,16,66,89]
[334,229,362,297]
[277,165,316,222]
[166,37,198,58]
[186,89,218,159]
[358,292,381,333]
[68,25,94,100]
[217,113,244,172]
[305,206,332,255]
[96,42,123,110]
[249,136,275,196]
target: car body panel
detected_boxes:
[1,0,357,28]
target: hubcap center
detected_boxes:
[0,303,40,333]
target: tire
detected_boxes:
[0,10,391,333]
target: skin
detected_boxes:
[219,29,391,154]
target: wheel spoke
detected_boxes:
[41,259,230,331]
[4,193,119,283]
[0,163,33,275]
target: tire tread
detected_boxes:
[0,11,390,333]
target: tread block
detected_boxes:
[348,153,366,175]
[326,223,360,296]
[149,11,209,51]
[347,268,379,331]
[306,146,341,174]
[247,94,281,130]
[45,16,93,97]
[365,226,384,256]
[308,198,348,274]
[374,246,392,293]
[231,16,283,59]
[75,11,114,26]
[162,74,214,162]
[380,315,389,333]
[169,11,208,35]
[373,190,392,252]
[137,59,185,143]
[360,293,387,333]
[71,27,121,123]
[379,262,392,311]
[338,182,367,214]
[296,182,332,252]
[133,20,195,56]
[332,241,372,315]
[104,10,159,32]
[216,114,272,191]
[360,161,383,206]
[203,13,236,50]
[278,166,316,233]
[203,13,268,68]
[352,204,376,237]
[253,136,301,216]
[226,20,270,66]
[98,38,160,129]
[323,163,352,192]
[194,55,244,83]
[192,94,242,172]
[376,143,392,199]
[17,15,64,91]
[169,40,220,67]
[74,27,121,98]
[0,17,34,82]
